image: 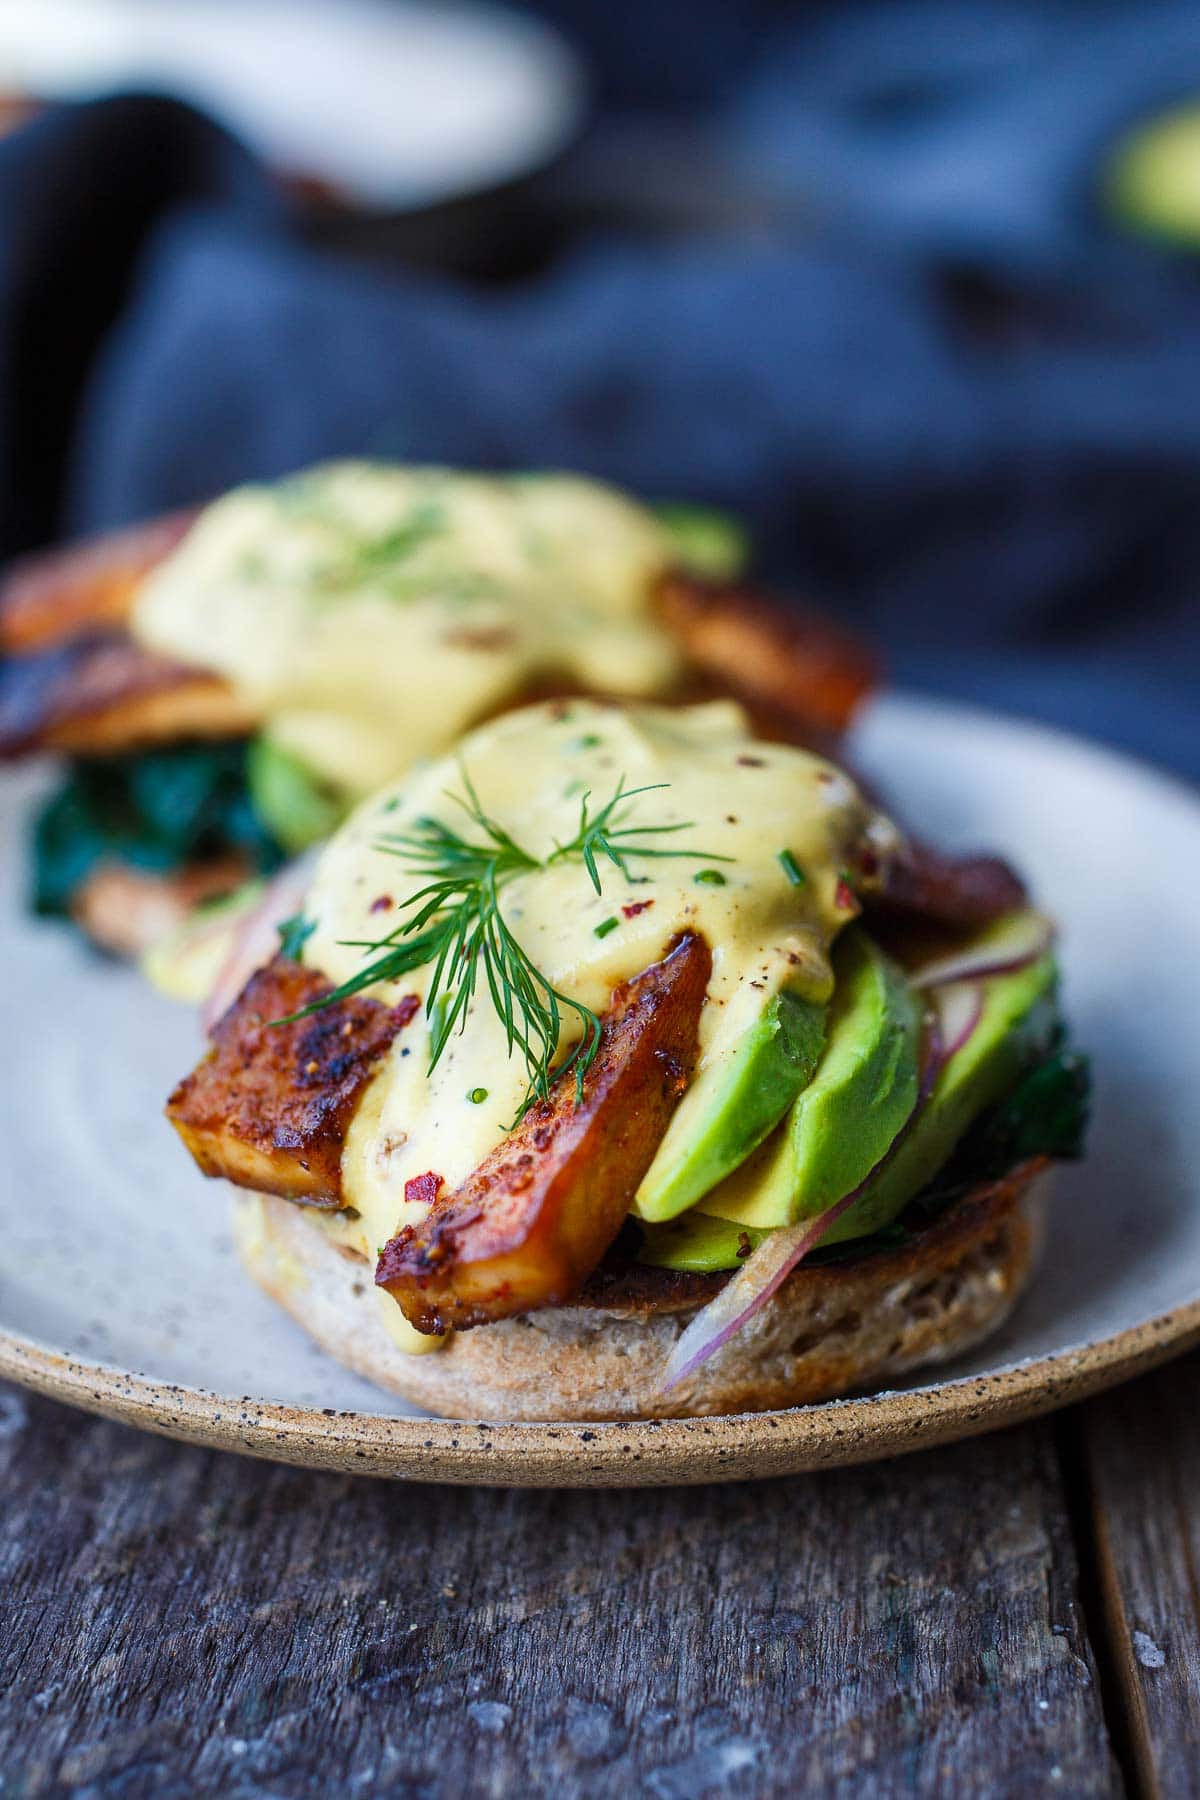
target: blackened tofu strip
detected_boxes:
[0,631,255,758]
[871,840,1028,927]
[654,573,879,739]
[0,510,198,653]
[378,932,712,1334]
[0,503,881,763]
[166,956,419,1207]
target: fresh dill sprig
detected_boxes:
[276,770,731,1118]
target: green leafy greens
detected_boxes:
[32,744,284,919]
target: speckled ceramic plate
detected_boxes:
[2,694,1198,1486]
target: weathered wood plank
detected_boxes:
[0,1383,1117,1799]
[1079,1351,1200,1800]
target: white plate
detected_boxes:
[0,0,585,209]
[2,693,1198,1484]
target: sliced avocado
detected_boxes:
[817,954,1059,1248]
[634,986,827,1223]
[247,735,347,854]
[698,930,923,1230]
[655,503,750,581]
[638,1213,768,1274]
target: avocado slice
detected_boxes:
[633,985,827,1223]
[641,952,1060,1272]
[819,954,1059,1247]
[247,735,348,854]
[638,1212,769,1274]
[697,930,923,1231]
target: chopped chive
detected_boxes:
[694,868,727,886]
[468,1086,488,1104]
[777,849,806,887]
[594,915,620,938]
[572,733,602,750]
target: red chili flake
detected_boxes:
[737,754,765,768]
[369,893,393,914]
[404,1170,443,1208]
[836,878,861,914]
[393,994,421,1028]
[622,899,655,919]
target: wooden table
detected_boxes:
[2,1355,1197,1798]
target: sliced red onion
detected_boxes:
[932,980,983,1061]
[201,850,318,1034]
[909,910,1054,992]
[660,1018,946,1393]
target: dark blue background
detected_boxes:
[1,2,1197,774]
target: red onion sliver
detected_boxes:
[909,911,1054,992]
[932,981,983,1061]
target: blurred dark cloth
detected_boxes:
[1,3,1199,776]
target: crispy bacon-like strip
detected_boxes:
[0,510,198,653]
[655,573,878,739]
[0,632,255,758]
[871,841,1028,928]
[377,931,712,1335]
[166,956,417,1207]
[72,853,252,960]
[0,504,877,763]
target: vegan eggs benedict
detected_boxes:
[166,697,1087,1420]
[0,463,873,958]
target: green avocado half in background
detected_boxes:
[1105,101,1200,247]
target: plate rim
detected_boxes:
[3,1301,1198,1486]
[5,691,1199,1485]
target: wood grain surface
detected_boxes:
[1078,1355,1200,1800]
[0,1376,1132,1800]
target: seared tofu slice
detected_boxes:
[0,632,255,758]
[655,572,878,738]
[72,854,253,960]
[167,956,418,1207]
[377,931,712,1334]
[0,510,198,653]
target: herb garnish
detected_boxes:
[777,848,806,887]
[277,912,317,962]
[277,772,729,1119]
[267,478,447,597]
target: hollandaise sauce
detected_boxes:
[132,463,685,797]
[291,699,897,1351]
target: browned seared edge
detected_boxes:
[0,510,198,653]
[166,957,419,1207]
[0,500,880,763]
[579,1155,1049,1316]
[374,932,712,1333]
[654,572,879,739]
